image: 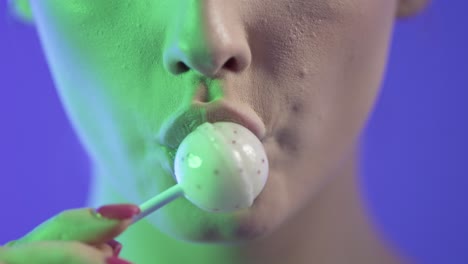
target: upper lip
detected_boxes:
[158,100,266,152]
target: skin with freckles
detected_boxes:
[10,0,429,263]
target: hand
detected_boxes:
[0,204,140,264]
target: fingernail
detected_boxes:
[105,256,133,264]
[95,204,141,220]
[107,239,122,257]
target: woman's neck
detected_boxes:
[89,151,411,264]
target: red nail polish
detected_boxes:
[96,204,141,220]
[105,256,133,264]
[107,239,122,256]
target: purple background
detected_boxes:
[1,1,467,263]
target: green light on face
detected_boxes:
[187,153,202,168]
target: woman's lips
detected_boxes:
[158,99,267,180]
[158,106,207,150]
[159,100,266,151]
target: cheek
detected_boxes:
[31,1,169,102]
[301,3,395,146]
[267,1,397,210]
[317,2,395,146]
[30,2,186,151]
[279,2,395,155]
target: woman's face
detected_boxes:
[28,0,398,242]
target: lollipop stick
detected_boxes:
[132,184,184,224]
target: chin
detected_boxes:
[144,176,285,244]
[143,204,272,244]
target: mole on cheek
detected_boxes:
[291,101,303,114]
[276,127,299,155]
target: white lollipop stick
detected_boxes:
[131,184,184,224]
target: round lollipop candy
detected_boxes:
[132,122,269,223]
[175,122,269,212]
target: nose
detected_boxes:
[163,2,251,78]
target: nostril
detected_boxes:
[224,57,238,71]
[175,62,190,73]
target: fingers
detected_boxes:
[15,204,140,246]
[0,241,132,264]
[94,240,123,257]
[93,243,114,257]
[0,204,138,264]
[104,240,122,257]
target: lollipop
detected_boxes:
[132,122,268,223]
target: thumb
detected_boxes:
[12,204,140,246]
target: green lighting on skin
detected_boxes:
[26,1,240,264]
